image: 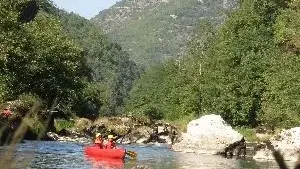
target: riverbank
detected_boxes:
[2,106,300,167]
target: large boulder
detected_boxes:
[254,127,300,162]
[172,114,243,154]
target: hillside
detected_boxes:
[0,0,140,119]
[57,11,140,117]
[92,0,237,66]
[125,0,300,130]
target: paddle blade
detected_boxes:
[126,151,137,159]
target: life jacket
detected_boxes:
[105,141,116,149]
[94,138,103,148]
[2,109,12,117]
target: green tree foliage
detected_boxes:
[58,12,140,117]
[126,57,203,121]
[126,0,300,129]
[125,20,215,121]
[0,0,140,119]
[200,0,285,126]
[261,0,300,128]
[0,0,86,106]
[92,0,237,67]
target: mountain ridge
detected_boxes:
[92,0,237,67]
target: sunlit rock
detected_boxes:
[46,132,59,141]
[172,114,243,154]
[254,127,300,162]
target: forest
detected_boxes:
[0,0,140,128]
[125,0,300,129]
[1,0,300,132]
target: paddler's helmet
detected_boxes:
[108,135,115,139]
[96,133,102,138]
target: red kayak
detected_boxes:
[84,145,126,159]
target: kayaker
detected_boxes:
[105,135,116,149]
[94,133,104,148]
[1,107,13,118]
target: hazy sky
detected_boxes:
[51,0,121,19]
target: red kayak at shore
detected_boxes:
[84,145,126,159]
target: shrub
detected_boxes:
[144,106,164,121]
[55,119,75,132]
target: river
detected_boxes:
[0,141,294,169]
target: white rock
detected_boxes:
[157,126,165,134]
[47,132,59,141]
[136,137,148,144]
[172,114,243,154]
[159,135,172,144]
[254,127,300,162]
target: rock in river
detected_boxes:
[172,114,243,154]
[254,127,300,162]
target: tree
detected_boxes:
[58,12,140,117]
[261,0,300,128]
[0,0,87,107]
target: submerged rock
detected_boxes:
[254,127,300,162]
[172,114,243,154]
[46,132,59,141]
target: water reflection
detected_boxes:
[174,152,295,169]
[85,156,124,169]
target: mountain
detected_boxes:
[91,0,237,67]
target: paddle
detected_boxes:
[118,134,137,159]
[126,150,137,159]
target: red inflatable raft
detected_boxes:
[84,145,126,159]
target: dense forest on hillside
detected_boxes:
[0,0,140,123]
[92,0,237,66]
[58,12,140,117]
[125,0,300,129]
[2,0,300,132]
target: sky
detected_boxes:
[51,0,121,19]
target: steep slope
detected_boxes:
[92,0,236,66]
[58,12,140,116]
[30,0,141,117]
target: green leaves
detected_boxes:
[0,0,87,110]
[125,0,300,129]
[0,0,140,119]
[57,11,140,117]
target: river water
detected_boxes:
[0,141,294,169]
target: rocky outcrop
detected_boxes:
[172,114,243,154]
[254,127,300,162]
[75,118,92,132]
[46,129,91,144]
[83,117,180,145]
